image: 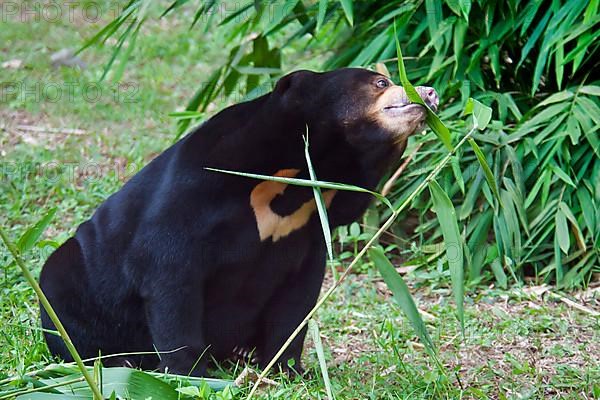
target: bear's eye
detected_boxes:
[375,79,389,89]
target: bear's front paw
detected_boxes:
[232,346,260,365]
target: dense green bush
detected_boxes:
[91,0,599,288]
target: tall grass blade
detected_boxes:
[0,227,103,400]
[308,320,334,400]
[304,135,334,263]
[205,168,393,210]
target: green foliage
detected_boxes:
[394,22,453,150]
[4,7,598,398]
[307,320,333,400]
[89,0,598,105]
[428,180,465,332]
[304,134,334,263]
[88,0,600,288]
[369,247,437,355]
[0,365,233,399]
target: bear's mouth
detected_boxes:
[371,84,438,141]
[382,103,425,118]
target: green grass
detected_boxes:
[1,3,599,399]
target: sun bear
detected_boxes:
[39,68,439,376]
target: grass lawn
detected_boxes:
[1,3,599,399]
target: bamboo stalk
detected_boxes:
[382,142,423,196]
[0,228,104,400]
[247,125,477,399]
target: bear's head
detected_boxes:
[272,68,438,155]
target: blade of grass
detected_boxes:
[0,226,103,400]
[304,134,334,263]
[205,169,394,211]
[0,376,86,399]
[308,320,334,400]
[0,361,232,392]
[246,123,478,399]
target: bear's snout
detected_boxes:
[415,86,439,111]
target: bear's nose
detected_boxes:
[421,86,439,111]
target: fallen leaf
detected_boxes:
[234,367,279,388]
[1,59,23,69]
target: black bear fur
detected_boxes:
[39,68,437,376]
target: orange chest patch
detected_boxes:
[250,169,336,242]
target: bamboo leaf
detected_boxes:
[579,85,600,96]
[17,208,57,253]
[576,187,597,238]
[566,116,582,145]
[234,66,282,75]
[554,234,564,283]
[161,0,192,18]
[451,156,465,194]
[394,21,453,151]
[189,0,218,28]
[459,170,483,220]
[500,188,522,262]
[537,91,573,107]
[468,139,501,205]
[550,164,576,188]
[316,0,328,33]
[424,0,442,48]
[555,43,564,89]
[489,44,501,88]
[559,201,586,251]
[17,393,89,399]
[490,258,507,289]
[517,6,552,70]
[428,180,465,333]
[555,207,570,254]
[339,0,353,25]
[453,19,467,76]
[467,210,493,279]
[77,3,138,54]
[460,0,471,20]
[369,247,437,353]
[464,98,492,130]
[446,0,462,17]
[175,67,223,139]
[111,20,143,82]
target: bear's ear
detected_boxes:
[274,70,315,95]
